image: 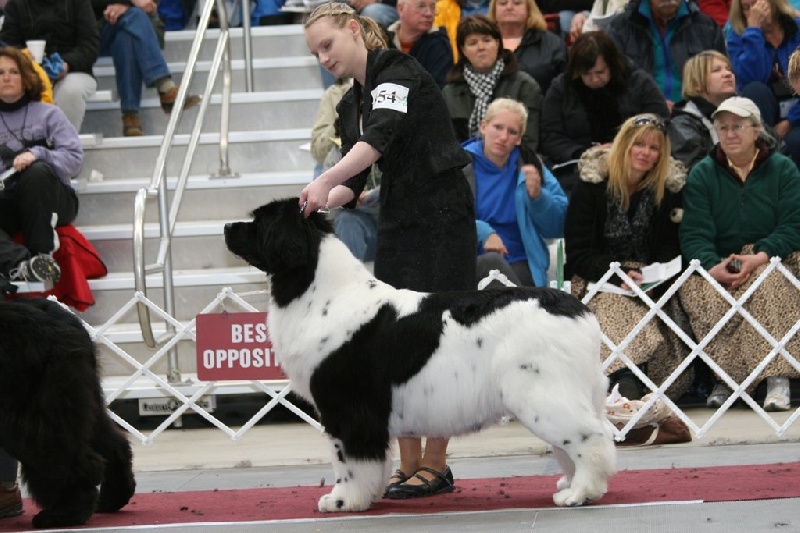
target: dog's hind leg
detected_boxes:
[22,450,104,529]
[317,437,388,513]
[504,383,615,507]
[94,416,136,513]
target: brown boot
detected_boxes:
[0,483,22,518]
[122,112,143,136]
[159,86,202,114]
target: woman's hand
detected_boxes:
[12,150,35,172]
[483,233,508,256]
[620,269,643,292]
[522,164,542,199]
[104,3,130,24]
[747,0,772,28]
[709,254,750,289]
[775,119,791,139]
[299,174,334,217]
[569,13,586,42]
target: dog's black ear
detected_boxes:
[257,198,322,274]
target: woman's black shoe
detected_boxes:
[383,469,409,497]
[385,466,455,499]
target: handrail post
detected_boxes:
[240,0,254,92]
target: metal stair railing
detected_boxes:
[133,0,254,380]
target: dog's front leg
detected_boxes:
[318,437,386,513]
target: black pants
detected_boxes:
[0,161,79,276]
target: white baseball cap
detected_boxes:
[712,96,762,125]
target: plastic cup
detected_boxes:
[26,40,46,64]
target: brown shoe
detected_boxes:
[159,86,202,113]
[122,112,143,136]
[0,484,23,519]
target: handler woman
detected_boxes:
[301,4,476,499]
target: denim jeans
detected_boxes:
[332,207,378,262]
[100,7,172,113]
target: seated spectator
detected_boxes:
[489,0,567,95]
[310,77,380,261]
[386,0,453,88]
[252,0,294,25]
[605,0,725,110]
[540,31,668,194]
[668,51,738,169]
[569,0,629,40]
[93,0,201,136]
[434,0,491,62]
[726,0,800,166]
[0,0,100,132]
[679,96,800,412]
[463,98,567,287]
[565,114,691,401]
[158,0,197,30]
[442,15,542,152]
[0,47,82,286]
[350,0,399,27]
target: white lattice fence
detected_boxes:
[80,260,799,445]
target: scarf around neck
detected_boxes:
[464,58,505,138]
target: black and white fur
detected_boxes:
[224,198,616,513]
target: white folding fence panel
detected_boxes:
[76,260,799,445]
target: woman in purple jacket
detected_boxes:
[0,46,83,285]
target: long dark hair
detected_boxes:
[0,47,43,102]
[564,31,629,93]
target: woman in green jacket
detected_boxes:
[679,96,800,412]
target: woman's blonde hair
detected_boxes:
[606,114,671,210]
[729,0,794,34]
[305,2,388,51]
[681,50,733,99]
[488,0,547,32]
[789,47,800,85]
[482,97,529,136]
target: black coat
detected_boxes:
[514,28,567,96]
[540,68,668,164]
[337,48,476,292]
[0,0,100,76]
[564,172,683,283]
[605,0,726,86]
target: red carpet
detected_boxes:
[2,462,799,531]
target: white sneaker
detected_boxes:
[8,254,61,284]
[707,383,731,408]
[764,376,791,412]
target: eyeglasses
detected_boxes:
[715,123,754,135]
[410,2,436,13]
[632,115,666,133]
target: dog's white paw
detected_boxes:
[553,488,594,507]
[556,476,571,491]
[318,493,371,513]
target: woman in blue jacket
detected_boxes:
[463,97,567,287]
[727,0,800,165]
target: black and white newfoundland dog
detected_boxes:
[224,198,616,513]
[0,298,135,528]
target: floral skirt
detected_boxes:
[571,273,693,401]
[678,247,800,392]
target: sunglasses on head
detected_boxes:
[632,115,666,133]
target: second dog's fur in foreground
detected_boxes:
[0,298,135,528]
[224,198,616,512]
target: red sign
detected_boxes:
[195,312,286,380]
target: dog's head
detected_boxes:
[224,198,334,276]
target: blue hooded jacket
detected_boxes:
[463,138,568,286]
